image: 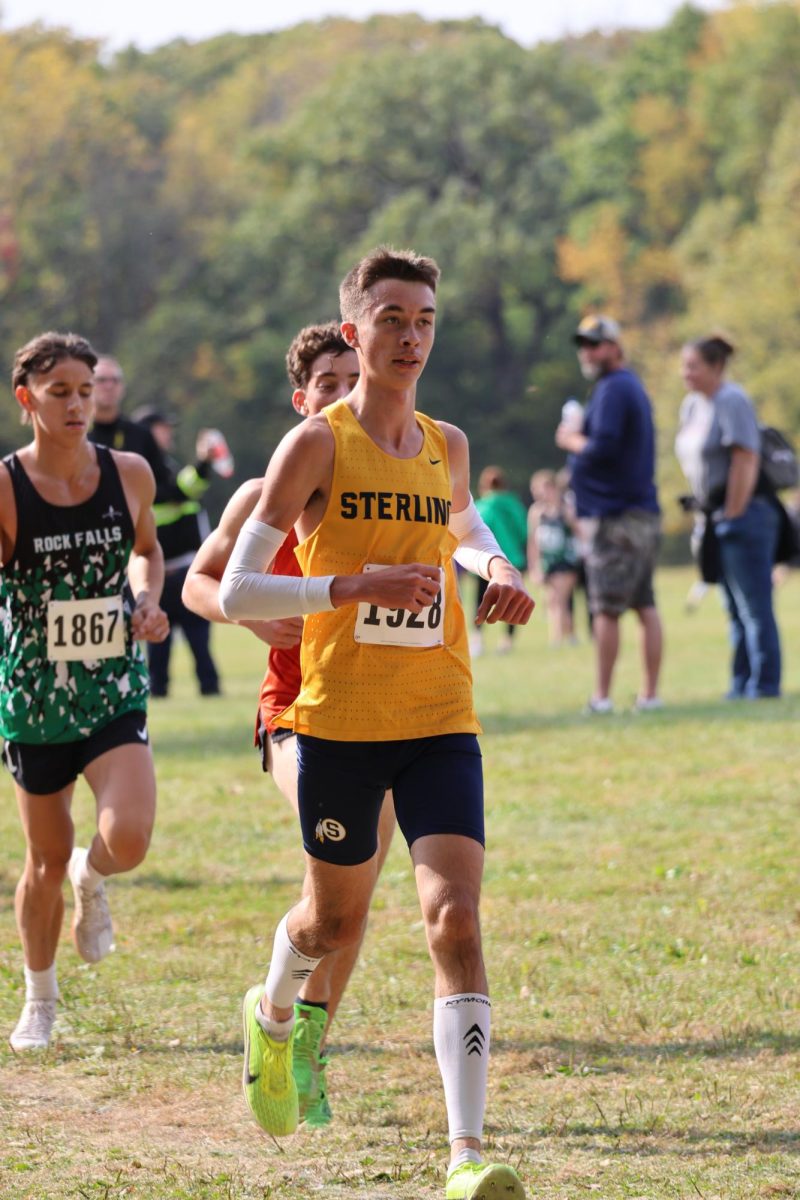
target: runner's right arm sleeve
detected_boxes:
[219,517,335,621]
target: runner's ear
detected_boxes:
[14,386,33,424]
[291,389,308,417]
[340,322,359,350]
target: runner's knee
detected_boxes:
[306,902,368,955]
[424,888,481,961]
[25,846,70,889]
[98,816,152,871]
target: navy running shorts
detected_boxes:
[296,732,484,865]
[1,710,150,796]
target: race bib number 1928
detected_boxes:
[354,564,445,648]
[47,596,125,662]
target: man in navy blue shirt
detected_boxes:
[556,316,663,713]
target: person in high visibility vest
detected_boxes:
[131,407,221,698]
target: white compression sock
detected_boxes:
[264,913,322,1011]
[77,849,106,892]
[254,1009,295,1042]
[24,964,58,1002]
[448,1149,483,1175]
[434,993,491,1143]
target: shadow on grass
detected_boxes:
[493,1029,800,1060]
[43,1037,245,1063]
[33,1027,799,1070]
[328,1029,800,1063]
[480,694,800,736]
[125,870,302,890]
[545,1124,800,1155]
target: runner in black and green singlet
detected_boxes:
[0,446,150,743]
[1,332,168,1053]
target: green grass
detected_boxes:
[2,566,800,1198]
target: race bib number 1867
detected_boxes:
[47,596,125,662]
[354,564,445,648]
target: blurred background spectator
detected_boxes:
[471,465,529,657]
[132,407,224,698]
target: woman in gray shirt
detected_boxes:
[675,334,781,698]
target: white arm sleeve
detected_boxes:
[219,517,335,621]
[450,496,508,580]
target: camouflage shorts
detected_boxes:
[580,510,661,616]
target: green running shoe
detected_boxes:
[241,986,299,1136]
[445,1161,526,1200]
[293,1002,332,1127]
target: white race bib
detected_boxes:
[354,564,445,648]
[47,596,125,662]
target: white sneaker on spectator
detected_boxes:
[10,999,57,1051]
[68,847,114,963]
[585,697,614,714]
[634,696,663,712]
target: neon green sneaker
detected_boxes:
[293,1002,332,1127]
[241,986,299,1136]
[445,1161,526,1200]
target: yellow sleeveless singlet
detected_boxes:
[276,399,480,741]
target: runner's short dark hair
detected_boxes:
[12,332,98,391]
[339,246,440,323]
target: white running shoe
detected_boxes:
[68,847,114,963]
[585,696,614,714]
[10,999,57,1051]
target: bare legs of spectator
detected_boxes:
[636,605,662,702]
[593,605,662,703]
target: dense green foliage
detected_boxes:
[1,5,798,524]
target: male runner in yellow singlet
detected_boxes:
[220,247,534,1200]
[183,322,396,1127]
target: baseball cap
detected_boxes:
[131,405,177,428]
[574,315,622,346]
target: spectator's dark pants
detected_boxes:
[147,567,220,697]
[717,497,781,698]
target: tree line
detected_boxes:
[1,4,798,531]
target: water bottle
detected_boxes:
[561,398,584,431]
[204,429,235,478]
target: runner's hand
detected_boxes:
[241,616,303,648]
[475,561,535,626]
[332,563,441,614]
[132,594,170,642]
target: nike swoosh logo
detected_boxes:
[137,727,148,741]
[429,458,441,465]
[243,1012,258,1087]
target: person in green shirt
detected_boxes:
[472,466,529,655]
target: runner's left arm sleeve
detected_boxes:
[219,517,335,620]
[450,497,508,580]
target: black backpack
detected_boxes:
[759,424,799,492]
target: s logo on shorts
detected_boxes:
[315,818,346,843]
